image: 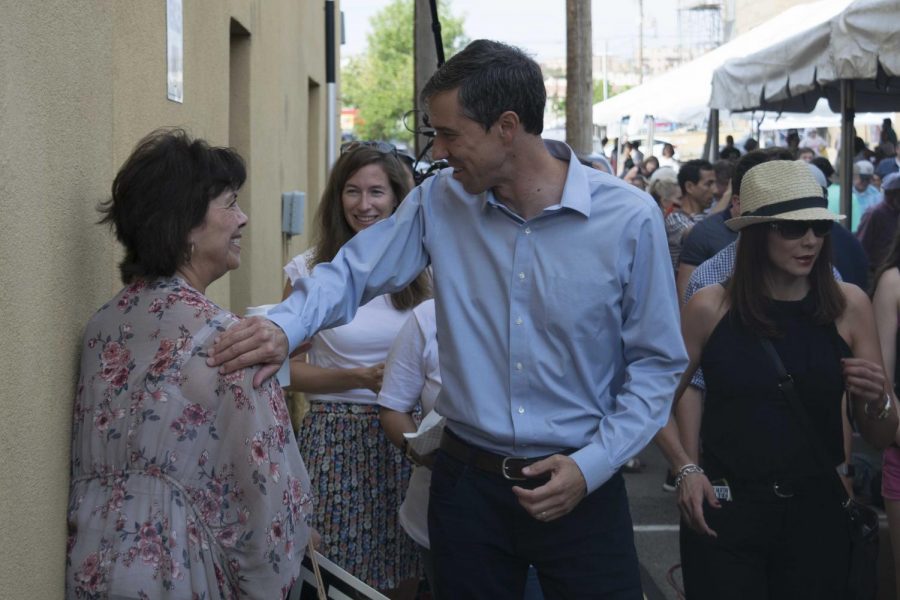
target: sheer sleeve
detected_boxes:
[178,315,313,598]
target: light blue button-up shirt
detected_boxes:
[269,140,687,492]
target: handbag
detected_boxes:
[760,337,879,600]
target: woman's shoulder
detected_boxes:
[875,266,900,293]
[284,247,316,283]
[687,283,728,312]
[684,284,729,335]
[93,278,231,326]
[836,281,875,327]
[838,281,872,307]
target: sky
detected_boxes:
[339,0,680,62]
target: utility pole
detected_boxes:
[637,0,644,84]
[414,0,439,158]
[602,40,608,101]
[566,0,592,155]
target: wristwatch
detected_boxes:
[865,393,893,421]
[402,438,420,466]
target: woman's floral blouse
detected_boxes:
[66,277,313,599]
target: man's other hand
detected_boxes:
[512,455,587,522]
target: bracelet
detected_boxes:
[837,463,856,477]
[674,463,704,490]
[864,393,892,421]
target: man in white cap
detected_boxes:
[852,160,880,232]
[799,128,827,156]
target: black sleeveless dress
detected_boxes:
[699,290,850,484]
[681,290,853,600]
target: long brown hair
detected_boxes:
[728,223,845,336]
[872,217,900,295]
[310,146,430,310]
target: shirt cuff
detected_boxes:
[570,443,619,494]
[267,310,302,354]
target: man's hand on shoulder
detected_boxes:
[512,455,587,522]
[207,316,290,388]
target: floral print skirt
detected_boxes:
[297,402,422,590]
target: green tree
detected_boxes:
[342,0,467,144]
[592,80,632,104]
[551,80,633,120]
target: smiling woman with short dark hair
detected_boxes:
[66,129,313,599]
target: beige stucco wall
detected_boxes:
[0,0,335,595]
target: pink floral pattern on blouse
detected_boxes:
[66,277,313,599]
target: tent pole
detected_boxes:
[711,109,719,161]
[703,109,720,161]
[839,79,855,229]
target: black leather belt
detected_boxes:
[440,428,574,482]
[724,475,834,501]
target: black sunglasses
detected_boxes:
[769,220,832,240]
[340,140,398,157]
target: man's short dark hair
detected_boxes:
[811,156,835,180]
[98,128,246,284]
[420,39,545,135]
[732,147,794,196]
[677,159,714,194]
[713,160,734,184]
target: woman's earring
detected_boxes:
[185,242,195,264]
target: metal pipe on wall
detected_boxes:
[325,0,337,166]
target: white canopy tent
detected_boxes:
[710,0,900,225]
[710,0,900,113]
[592,0,854,135]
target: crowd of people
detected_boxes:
[64,37,900,600]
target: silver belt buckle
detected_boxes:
[502,456,530,481]
[773,481,795,498]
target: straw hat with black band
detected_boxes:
[726,160,844,231]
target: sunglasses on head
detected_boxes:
[340,140,398,157]
[769,220,832,240]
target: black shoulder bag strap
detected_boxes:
[760,336,880,600]
[758,336,850,505]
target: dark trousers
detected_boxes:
[428,449,642,600]
[680,494,850,599]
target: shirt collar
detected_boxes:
[482,139,592,219]
[545,139,592,217]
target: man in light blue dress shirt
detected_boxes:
[210,40,687,599]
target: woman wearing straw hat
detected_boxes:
[657,160,898,599]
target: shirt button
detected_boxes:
[518,406,525,414]
[515,317,523,325]
[525,227,532,234]
[518,272,525,280]
[516,362,523,371]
